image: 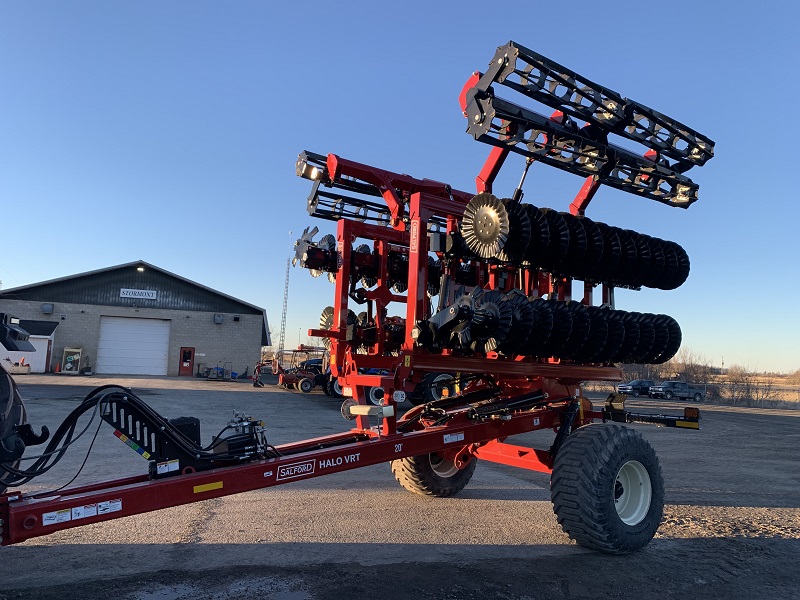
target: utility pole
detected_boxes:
[277,231,292,356]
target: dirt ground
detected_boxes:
[2,375,799,600]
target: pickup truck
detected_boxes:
[649,381,705,401]
[616,379,655,397]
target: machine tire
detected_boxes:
[418,373,456,403]
[321,376,331,396]
[551,424,664,554]
[332,377,343,398]
[298,378,314,394]
[664,390,674,400]
[326,376,343,398]
[693,392,702,402]
[405,391,424,406]
[365,386,385,406]
[391,452,477,497]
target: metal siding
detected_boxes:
[0,268,260,314]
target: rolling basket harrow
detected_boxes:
[1,41,712,553]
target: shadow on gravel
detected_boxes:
[4,538,800,600]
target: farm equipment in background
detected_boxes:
[1,41,711,554]
[271,345,328,393]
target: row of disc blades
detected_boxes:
[416,288,681,365]
[460,193,690,290]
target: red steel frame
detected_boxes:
[1,79,629,546]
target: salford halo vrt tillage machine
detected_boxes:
[1,41,712,554]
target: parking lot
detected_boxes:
[2,374,800,600]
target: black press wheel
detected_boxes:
[551,424,664,554]
[391,452,477,497]
[298,378,314,394]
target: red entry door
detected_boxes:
[179,347,195,376]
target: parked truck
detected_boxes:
[649,381,705,401]
[617,380,656,397]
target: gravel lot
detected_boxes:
[2,374,799,600]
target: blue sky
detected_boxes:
[1,1,797,373]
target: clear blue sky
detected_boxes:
[1,1,797,373]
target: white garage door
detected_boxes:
[96,317,170,375]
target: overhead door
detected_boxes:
[96,317,170,375]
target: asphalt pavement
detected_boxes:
[2,373,799,600]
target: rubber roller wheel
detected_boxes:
[577,216,605,281]
[574,305,610,363]
[461,193,510,259]
[670,243,691,289]
[539,208,570,271]
[559,302,591,360]
[614,228,640,287]
[594,221,622,283]
[639,313,670,364]
[631,233,653,288]
[596,308,626,363]
[524,298,554,357]
[613,311,641,363]
[497,289,535,355]
[539,300,573,358]
[652,314,682,364]
[630,312,656,364]
[523,204,550,267]
[497,199,532,265]
[560,213,588,277]
[469,289,513,354]
[658,241,690,290]
[639,236,666,289]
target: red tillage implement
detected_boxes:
[1,41,711,553]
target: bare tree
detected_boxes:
[722,364,781,408]
[665,348,715,384]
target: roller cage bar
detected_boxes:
[461,41,714,207]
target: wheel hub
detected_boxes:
[614,460,652,526]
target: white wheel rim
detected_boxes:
[614,460,652,526]
[367,387,384,405]
[429,453,459,478]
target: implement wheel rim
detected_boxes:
[614,460,652,526]
[429,453,460,478]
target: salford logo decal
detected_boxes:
[276,459,316,481]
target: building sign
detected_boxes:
[120,288,158,300]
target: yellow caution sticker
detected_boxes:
[193,481,224,494]
[404,355,411,367]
